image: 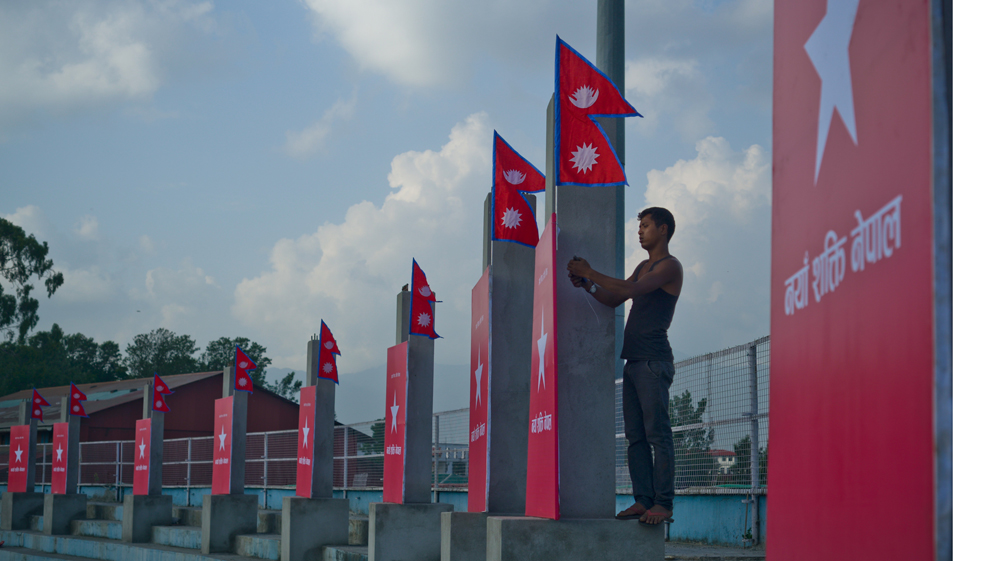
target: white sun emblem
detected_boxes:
[417,312,431,327]
[323,362,334,374]
[156,400,163,408]
[239,361,248,369]
[503,169,525,185]
[238,377,247,387]
[570,143,599,174]
[502,207,523,229]
[569,85,599,109]
[418,286,432,298]
[324,341,334,350]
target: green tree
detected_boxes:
[200,337,271,385]
[0,218,64,343]
[0,324,125,397]
[734,435,769,488]
[670,389,716,487]
[360,419,385,456]
[267,371,302,402]
[124,328,199,378]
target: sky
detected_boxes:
[0,0,774,424]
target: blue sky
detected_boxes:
[1,0,773,422]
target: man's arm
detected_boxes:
[569,273,630,307]
[568,257,678,302]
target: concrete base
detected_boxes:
[442,511,502,561]
[201,494,259,554]
[281,496,349,561]
[123,494,174,543]
[42,493,88,535]
[486,516,663,561]
[1,492,45,530]
[368,502,454,561]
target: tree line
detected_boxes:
[0,217,301,400]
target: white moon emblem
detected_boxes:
[503,169,525,185]
[239,361,248,369]
[324,341,334,349]
[419,286,432,298]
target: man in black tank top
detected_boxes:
[567,207,682,526]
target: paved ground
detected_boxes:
[664,542,765,560]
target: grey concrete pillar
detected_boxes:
[221,366,248,494]
[139,384,166,495]
[396,289,411,345]
[403,335,434,504]
[1,401,44,531]
[308,338,337,498]
[17,401,39,491]
[306,337,320,386]
[58,399,82,495]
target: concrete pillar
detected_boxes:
[141,385,166,496]
[123,383,173,543]
[0,401,44,530]
[42,399,88,535]
[304,338,337,498]
[220,365,249,494]
[19,401,38,491]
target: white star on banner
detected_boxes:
[474,347,484,408]
[805,0,861,183]
[302,418,310,447]
[390,392,400,433]
[14,446,23,462]
[139,438,146,459]
[536,314,548,392]
[56,444,63,462]
[219,425,227,450]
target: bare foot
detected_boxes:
[615,503,647,520]
[639,505,672,525]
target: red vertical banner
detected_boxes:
[211,397,235,495]
[296,386,317,498]
[467,268,491,513]
[51,422,69,494]
[770,1,933,560]
[382,342,408,504]
[133,418,152,496]
[7,425,30,493]
[524,214,558,519]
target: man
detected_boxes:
[566,206,682,526]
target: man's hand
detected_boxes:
[568,272,588,288]
[567,257,593,279]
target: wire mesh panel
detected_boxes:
[433,409,469,490]
[264,431,297,487]
[341,419,384,489]
[0,444,8,484]
[615,336,770,495]
[80,441,120,486]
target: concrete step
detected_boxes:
[323,545,368,561]
[0,544,84,561]
[171,506,201,527]
[68,520,121,541]
[234,534,280,560]
[256,510,280,534]
[348,516,367,546]
[151,524,201,550]
[0,530,268,561]
[84,504,120,522]
[28,516,43,533]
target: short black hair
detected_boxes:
[637,207,675,242]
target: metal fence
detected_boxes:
[1,337,768,498]
[616,336,770,495]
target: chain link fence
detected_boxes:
[616,336,770,495]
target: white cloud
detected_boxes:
[2,205,49,238]
[75,215,100,240]
[630,136,771,354]
[284,94,357,159]
[235,112,493,374]
[132,259,225,331]
[53,266,116,303]
[139,234,155,254]
[625,56,713,140]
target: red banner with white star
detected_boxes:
[295,385,317,498]
[318,320,340,382]
[555,36,640,187]
[211,396,234,495]
[409,260,440,339]
[30,389,49,421]
[493,131,544,247]
[524,214,559,519]
[51,422,69,494]
[69,382,88,418]
[467,268,490,512]
[7,425,30,492]
[382,342,408,504]
[133,418,152,495]
[233,346,257,393]
[769,1,934,559]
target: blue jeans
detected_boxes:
[622,359,676,510]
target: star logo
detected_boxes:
[501,207,523,229]
[474,347,484,408]
[139,438,146,459]
[503,169,526,185]
[536,314,548,392]
[570,143,599,174]
[417,312,431,327]
[302,418,310,447]
[219,425,227,450]
[569,85,599,109]
[14,446,23,462]
[390,392,400,433]
[805,0,861,183]
[56,444,63,462]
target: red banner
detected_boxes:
[7,425,30,493]
[51,422,70,494]
[295,386,317,498]
[524,214,558,519]
[467,268,491,512]
[211,396,235,495]
[382,342,408,504]
[769,1,933,559]
[133,418,152,495]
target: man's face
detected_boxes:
[637,216,665,250]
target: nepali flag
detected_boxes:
[409,259,441,339]
[153,373,173,413]
[69,382,88,418]
[31,388,49,421]
[233,345,257,393]
[555,36,640,187]
[493,131,545,247]
[318,320,341,383]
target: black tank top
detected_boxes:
[620,257,679,362]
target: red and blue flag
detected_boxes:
[409,260,441,339]
[319,320,341,383]
[69,382,88,418]
[493,131,545,247]
[31,389,49,421]
[153,373,172,413]
[234,346,257,393]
